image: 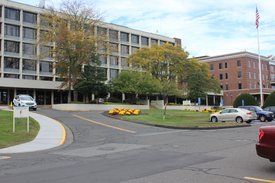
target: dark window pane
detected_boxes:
[4,41,20,53]
[141,36,149,46]
[109,29,118,42]
[5,24,20,37]
[131,34,139,44]
[23,11,37,24]
[120,32,129,42]
[23,27,37,39]
[5,7,20,21]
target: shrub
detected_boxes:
[263,91,275,108]
[233,93,257,108]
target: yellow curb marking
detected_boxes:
[0,156,11,160]
[244,177,275,183]
[51,119,67,145]
[73,114,136,134]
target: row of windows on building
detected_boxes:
[218,71,269,81]
[210,60,270,71]
[0,7,172,47]
[220,82,269,91]
[0,23,37,39]
[1,40,51,57]
[98,27,170,46]
[0,57,52,72]
[0,22,170,47]
[0,7,37,24]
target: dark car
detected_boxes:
[256,126,275,162]
[238,106,273,122]
[263,106,275,116]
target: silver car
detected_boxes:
[210,108,257,123]
[13,94,37,111]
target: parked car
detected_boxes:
[13,94,37,111]
[263,106,275,116]
[210,108,257,123]
[238,106,274,122]
[256,126,275,162]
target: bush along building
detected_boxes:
[199,51,275,106]
[0,0,181,105]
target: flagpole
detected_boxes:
[257,22,263,107]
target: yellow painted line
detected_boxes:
[244,177,275,183]
[51,119,67,145]
[43,115,67,145]
[73,114,136,134]
[0,156,11,160]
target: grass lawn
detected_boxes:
[0,110,40,149]
[121,109,248,128]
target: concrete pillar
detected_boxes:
[213,95,216,105]
[14,88,17,98]
[206,95,209,106]
[7,90,10,105]
[51,90,54,105]
[92,94,95,101]
[122,93,125,101]
[33,90,36,101]
[60,92,63,104]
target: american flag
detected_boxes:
[256,6,260,29]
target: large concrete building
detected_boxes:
[199,51,275,106]
[0,0,180,105]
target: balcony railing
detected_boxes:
[4,68,19,73]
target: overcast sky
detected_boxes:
[14,0,275,57]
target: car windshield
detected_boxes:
[20,96,33,101]
[254,106,263,111]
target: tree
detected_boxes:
[110,71,162,101]
[128,43,188,119]
[39,0,105,102]
[263,91,275,108]
[233,93,258,108]
[185,59,220,101]
[74,55,108,103]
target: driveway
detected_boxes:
[0,109,274,183]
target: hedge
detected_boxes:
[233,93,258,108]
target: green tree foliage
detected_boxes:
[263,91,275,108]
[185,59,220,101]
[74,56,108,103]
[40,0,105,102]
[128,43,187,119]
[233,93,258,108]
[110,71,161,97]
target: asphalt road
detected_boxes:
[0,109,274,183]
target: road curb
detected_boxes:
[102,112,251,130]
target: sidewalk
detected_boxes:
[0,107,66,154]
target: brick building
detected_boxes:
[199,51,275,106]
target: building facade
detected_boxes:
[0,0,180,105]
[199,51,275,106]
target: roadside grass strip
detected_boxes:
[244,177,275,183]
[73,114,136,134]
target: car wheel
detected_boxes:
[33,108,37,111]
[246,120,252,123]
[211,116,218,122]
[267,119,273,122]
[236,117,243,123]
[259,115,266,122]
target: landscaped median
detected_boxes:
[0,110,40,149]
[108,109,250,129]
